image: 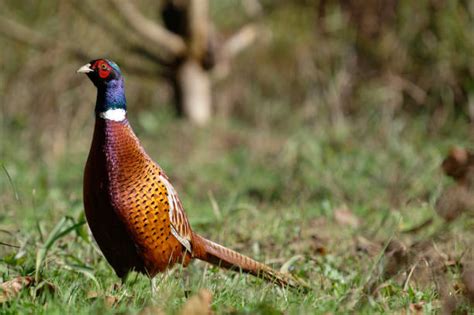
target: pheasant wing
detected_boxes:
[159,171,193,253]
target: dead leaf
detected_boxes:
[139,305,166,315]
[441,147,474,186]
[355,236,382,256]
[104,295,118,308]
[311,235,327,256]
[289,218,328,256]
[436,147,474,222]
[86,291,100,299]
[179,289,213,315]
[86,291,118,308]
[0,276,34,304]
[441,147,470,181]
[462,264,474,303]
[409,302,425,314]
[435,185,474,221]
[334,206,360,228]
[383,240,408,279]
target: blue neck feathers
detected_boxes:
[95,78,127,114]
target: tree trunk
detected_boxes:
[175,58,211,126]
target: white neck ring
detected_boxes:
[99,109,126,121]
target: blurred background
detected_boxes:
[0,0,473,313]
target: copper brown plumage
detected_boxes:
[79,59,305,289]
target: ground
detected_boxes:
[1,105,472,314]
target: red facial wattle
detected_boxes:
[99,67,110,79]
[93,60,111,79]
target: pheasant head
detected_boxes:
[77,59,126,120]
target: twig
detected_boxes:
[71,0,171,67]
[213,23,259,80]
[109,0,187,57]
[221,23,258,59]
[0,241,20,249]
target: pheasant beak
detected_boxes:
[77,63,93,74]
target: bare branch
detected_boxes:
[72,0,172,66]
[221,23,258,59]
[109,0,187,57]
[0,15,161,78]
[211,24,259,81]
[0,15,88,59]
[188,0,209,60]
[71,0,130,43]
[0,17,48,48]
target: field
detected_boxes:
[1,1,473,314]
[1,105,473,313]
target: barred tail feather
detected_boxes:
[192,233,307,289]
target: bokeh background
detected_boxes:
[1,1,473,313]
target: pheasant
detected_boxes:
[77,59,304,288]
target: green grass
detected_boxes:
[1,106,473,314]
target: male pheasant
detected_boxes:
[77,59,303,288]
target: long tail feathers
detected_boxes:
[192,233,309,290]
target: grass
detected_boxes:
[1,102,473,314]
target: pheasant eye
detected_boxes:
[98,62,110,78]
